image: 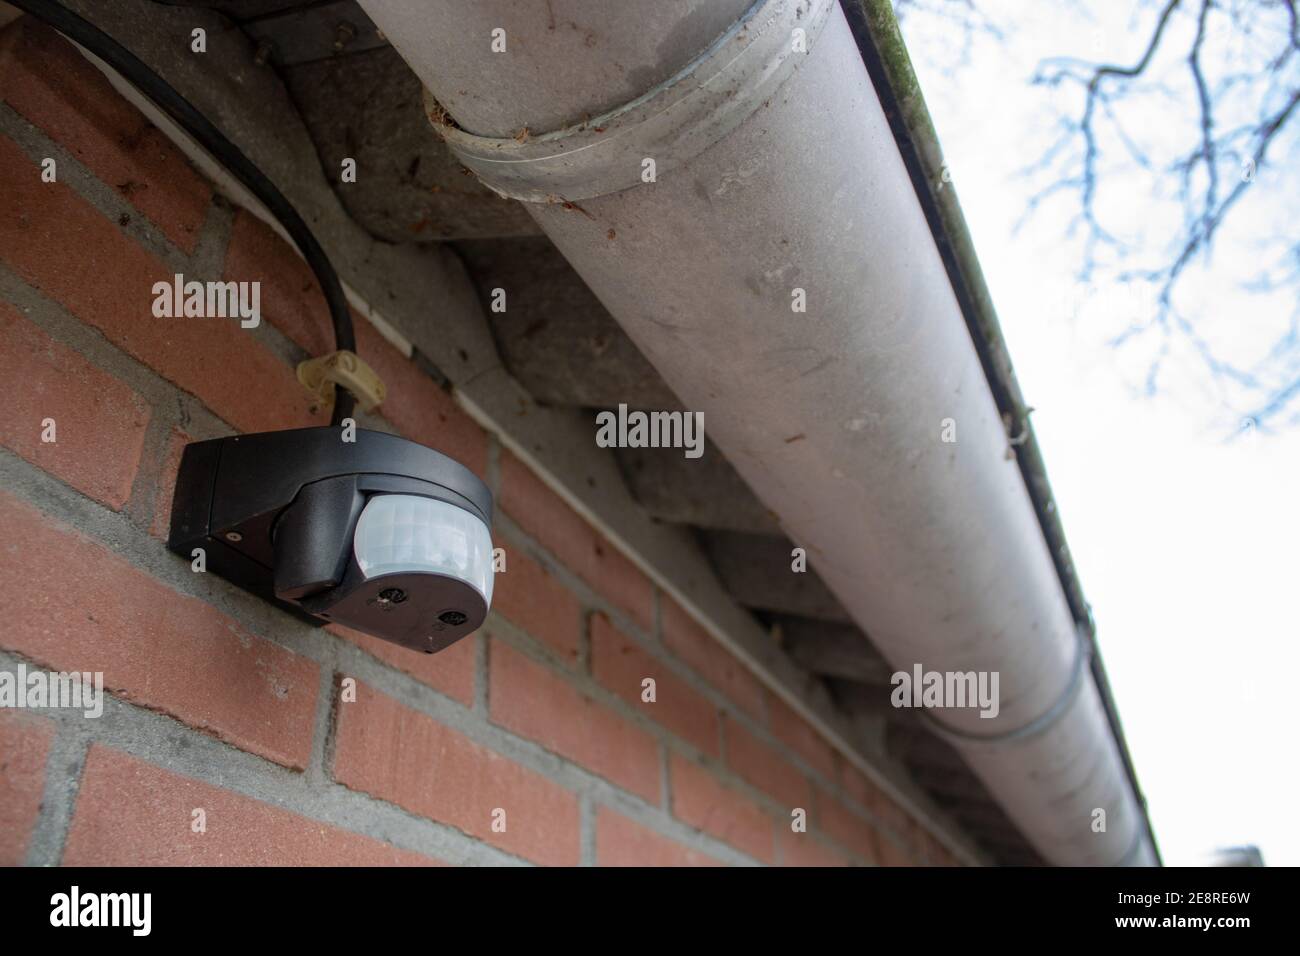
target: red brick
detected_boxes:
[0,135,323,434]
[851,789,925,862]
[64,745,436,865]
[0,490,319,769]
[223,211,334,359]
[499,451,653,634]
[0,300,149,510]
[149,425,191,538]
[661,596,764,722]
[0,712,54,865]
[590,613,719,757]
[923,832,961,866]
[357,320,488,476]
[876,829,918,867]
[491,546,581,663]
[595,807,721,867]
[669,754,775,863]
[779,829,852,867]
[223,212,488,474]
[767,691,838,780]
[0,21,211,253]
[333,680,579,866]
[722,715,813,810]
[841,762,876,807]
[331,622,475,706]
[489,641,659,802]
[818,793,883,864]
[841,762,912,836]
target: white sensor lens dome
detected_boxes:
[353,494,494,606]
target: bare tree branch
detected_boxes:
[896,0,1300,429]
[1026,0,1300,428]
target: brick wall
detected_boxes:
[0,18,958,867]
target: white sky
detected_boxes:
[900,1,1300,865]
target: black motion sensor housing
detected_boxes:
[168,427,495,654]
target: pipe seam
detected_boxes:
[421,0,833,202]
[917,625,1093,745]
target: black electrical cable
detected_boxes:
[9,0,357,425]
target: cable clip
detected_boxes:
[297,350,386,412]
